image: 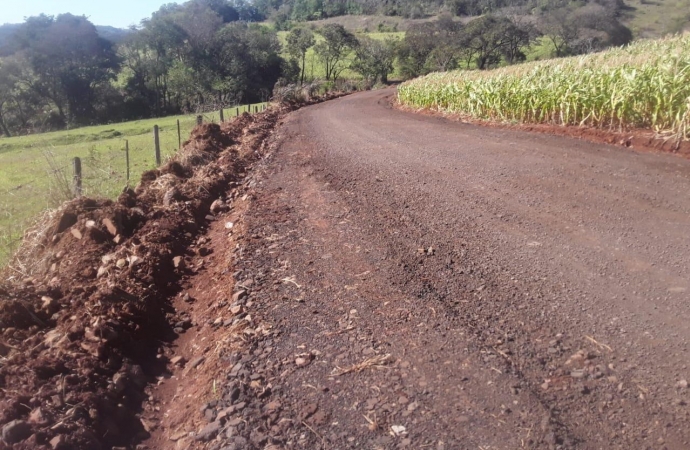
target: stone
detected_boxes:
[70,228,83,240]
[295,357,309,367]
[232,290,247,303]
[170,356,186,366]
[169,431,187,442]
[129,256,143,268]
[2,420,31,444]
[195,421,221,442]
[678,379,688,389]
[49,435,67,449]
[28,407,51,426]
[210,199,230,214]
[189,356,205,369]
[173,256,185,269]
[102,218,119,236]
[163,188,180,206]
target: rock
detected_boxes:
[112,372,127,393]
[70,229,83,240]
[232,290,247,303]
[28,407,52,426]
[169,431,187,442]
[49,435,67,449]
[129,256,143,268]
[173,256,185,269]
[570,370,586,379]
[116,259,127,269]
[232,436,248,447]
[189,356,205,369]
[230,305,243,315]
[225,222,234,229]
[195,421,221,442]
[102,218,119,236]
[97,266,108,278]
[210,199,229,214]
[170,356,186,366]
[295,357,309,367]
[163,188,181,206]
[42,296,56,310]
[2,420,31,444]
[390,425,407,436]
[678,379,688,389]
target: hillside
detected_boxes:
[623,0,690,37]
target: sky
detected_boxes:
[0,0,181,28]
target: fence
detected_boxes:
[0,102,268,266]
[69,103,268,197]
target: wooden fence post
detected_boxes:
[196,115,203,126]
[177,119,181,149]
[73,157,82,198]
[153,125,161,167]
[125,140,130,182]
[219,107,224,123]
[236,107,239,117]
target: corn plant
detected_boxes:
[398,34,690,142]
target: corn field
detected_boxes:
[398,34,690,142]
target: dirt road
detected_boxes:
[192,87,689,450]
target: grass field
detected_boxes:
[623,0,690,37]
[0,104,266,266]
[398,34,690,140]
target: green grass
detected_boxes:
[0,104,266,267]
[623,0,690,38]
[399,34,690,141]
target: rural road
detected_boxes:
[200,88,690,449]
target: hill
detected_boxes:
[0,22,130,47]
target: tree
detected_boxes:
[537,2,632,57]
[351,37,395,83]
[461,16,529,69]
[0,59,17,136]
[397,16,463,78]
[10,14,120,127]
[286,27,315,84]
[314,24,358,81]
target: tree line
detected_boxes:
[0,0,281,137]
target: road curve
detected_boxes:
[237,88,690,449]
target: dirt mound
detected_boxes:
[0,96,342,449]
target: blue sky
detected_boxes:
[0,0,181,28]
